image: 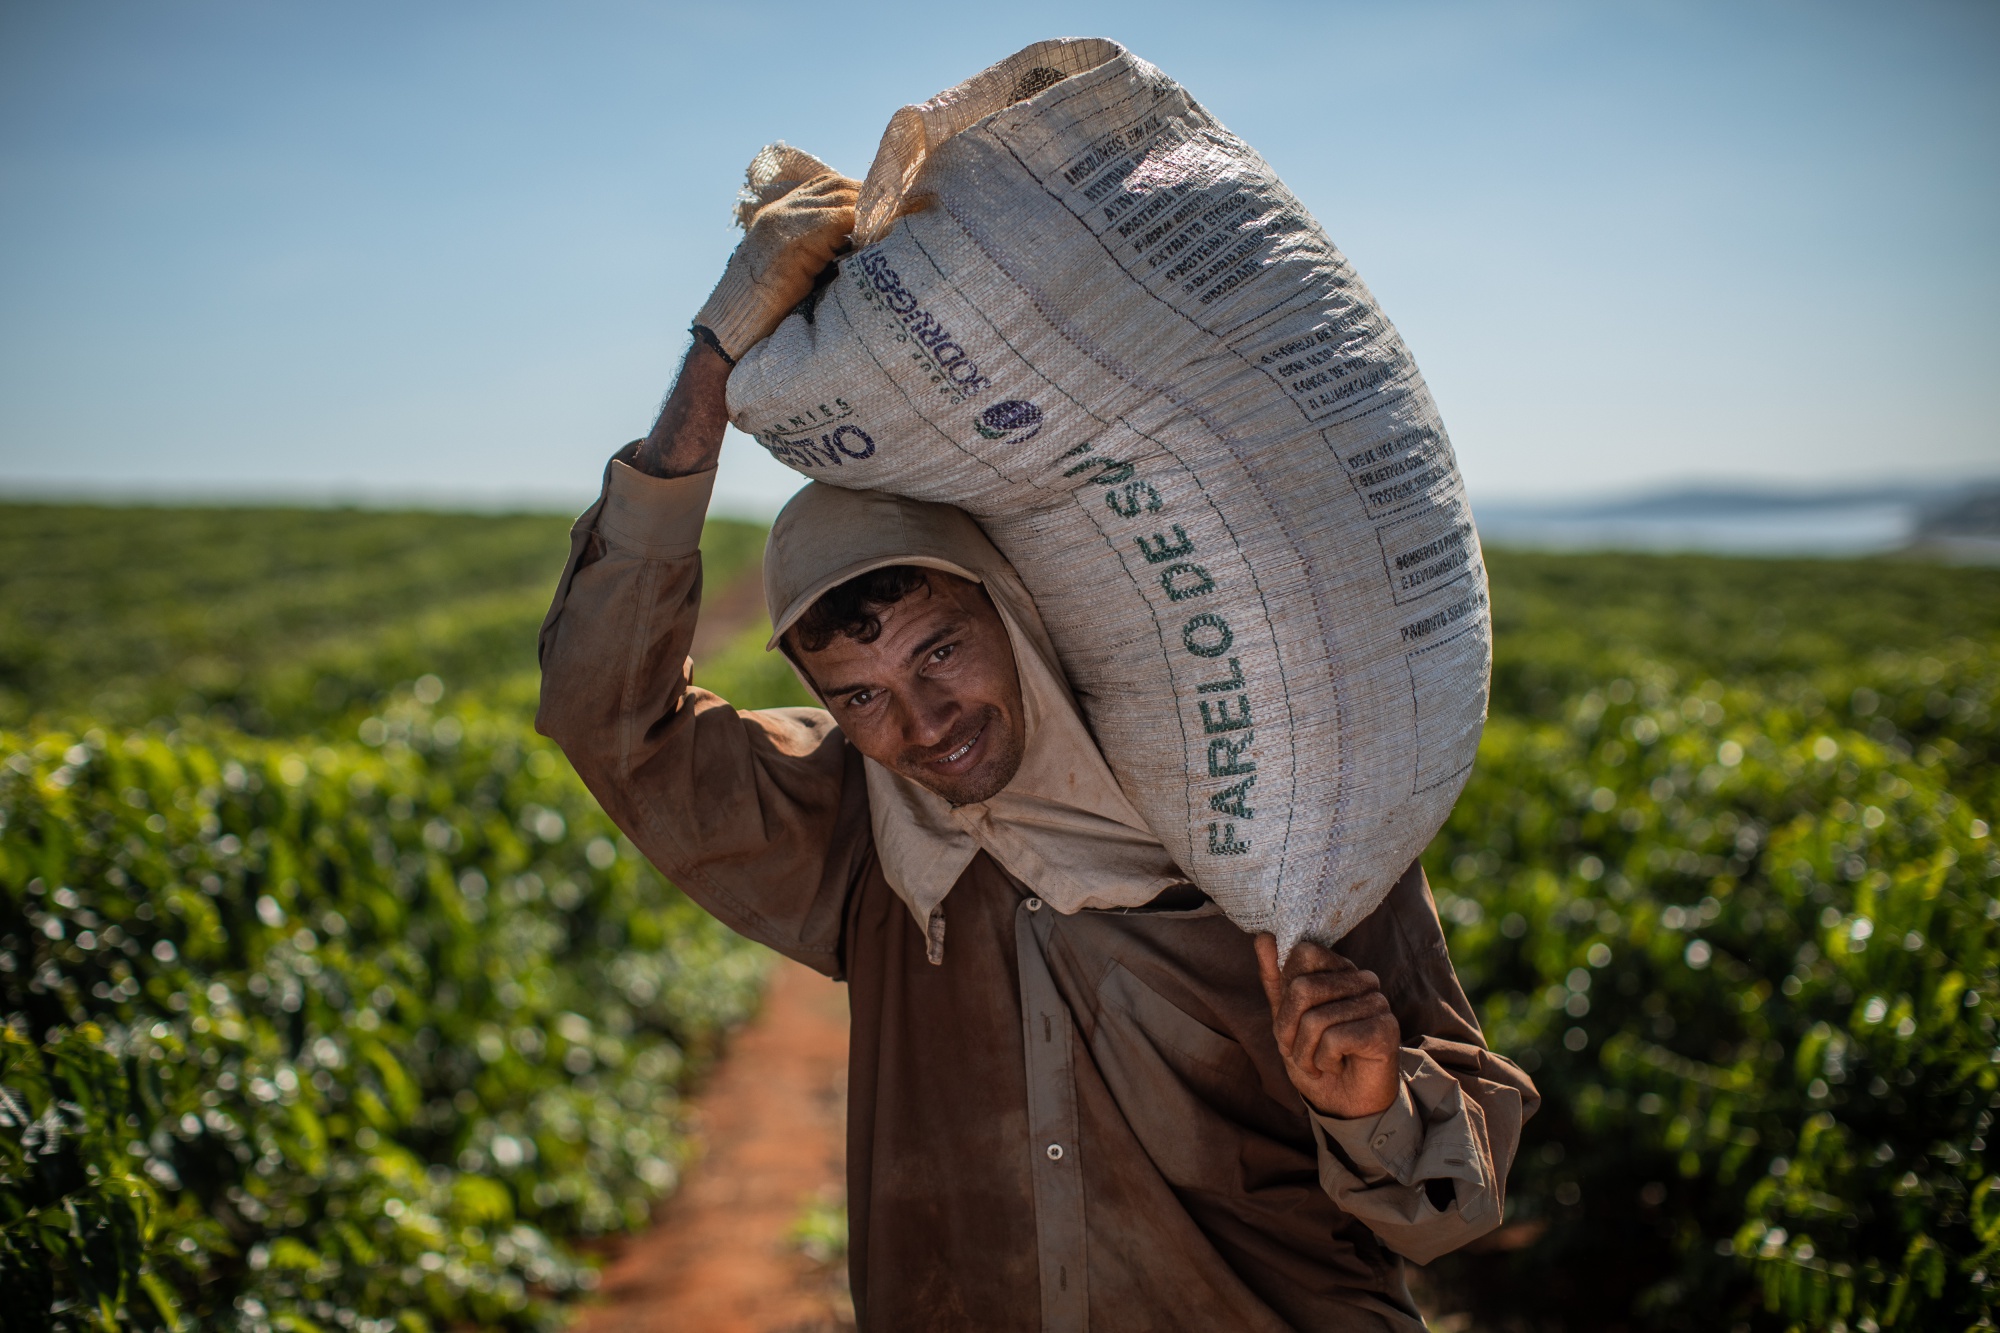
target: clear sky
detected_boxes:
[1,0,1994,516]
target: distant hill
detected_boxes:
[1473,477,2000,557]
[1908,487,2000,562]
[1477,478,1983,519]
[1918,488,2000,537]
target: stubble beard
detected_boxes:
[897,704,1025,807]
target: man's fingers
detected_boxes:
[785,172,861,198]
[1259,938,1396,1079]
[787,175,861,208]
[802,171,862,192]
[1275,964,1383,1039]
[1295,995,1399,1075]
[1283,967,1383,1010]
[1309,1012,1401,1079]
[795,192,859,215]
[1293,990,1393,1042]
[1279,940,1357,988]
[754,175,860,246]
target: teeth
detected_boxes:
[939,737,976,764]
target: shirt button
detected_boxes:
[1373,1135,1390,1149]
[1025,898,1043,912]
[1046,1143,1064,1160]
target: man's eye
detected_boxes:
[930,644,955,663]
[848,690,876,708]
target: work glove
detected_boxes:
[694,143,859,362]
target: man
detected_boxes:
[538,166,1536,1331]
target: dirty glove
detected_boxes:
[694,143,859,362]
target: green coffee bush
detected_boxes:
[1424,652,1999,1331]
[0,697,767,1331]
[0,501,773,736]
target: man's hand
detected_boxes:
[695,169,860,362]
[1254,934,1403,1120]
[635,166,860,481]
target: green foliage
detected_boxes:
[1428,553,2000,1331]
[0,501,787,1330]
[695,618,816,712]
[2,1022,186,1329]
[0,502,770,735]
[9,500,1999,1330]
[787,1191,849,1266]
[1,700,772,1320]
[1485,550,2000,721]
[0,702,771,1329]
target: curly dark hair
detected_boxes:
[789,564,934,653]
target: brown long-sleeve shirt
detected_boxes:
[536,457,1539,1331]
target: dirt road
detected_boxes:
[571,556,855,1333]
[572,957,853,1333]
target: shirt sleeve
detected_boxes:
[535,446,872,979]
[1309,862,1541,1265]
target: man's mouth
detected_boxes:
[926,722,987,771]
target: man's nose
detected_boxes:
[899,680,961,748]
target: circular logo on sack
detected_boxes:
[975,400,1043,444]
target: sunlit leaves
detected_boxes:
[1427,644,1999,1330]
[0,703,768,1331]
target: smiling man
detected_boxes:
[792,564,1026,807]
[536,165,1536,1331]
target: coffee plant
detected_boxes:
[5,500,1998,1331]
[1424,642,2000,1331]
[0,693,768,1330]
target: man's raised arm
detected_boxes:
[633,336,733,480]
[535,167,865,975]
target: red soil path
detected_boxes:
[571,958,854,1333]
[571,560,855,1332]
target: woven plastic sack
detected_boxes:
[727,37,1490,951]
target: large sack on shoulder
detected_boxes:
[727,37,1490,952]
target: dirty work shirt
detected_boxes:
[536,453,1540,1332]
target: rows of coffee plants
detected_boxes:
[1,684,782,1330]
[1425,629,2000,1329]
[0,503,770,735]
[0,502,787,1331]
[6,499,1997,1331]
[0,683,781,1330]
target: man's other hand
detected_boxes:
[696,170,860,362]
[1254,934,1402,1120]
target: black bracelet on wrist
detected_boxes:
[690,324,737,367]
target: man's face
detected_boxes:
[792,571,1026,806]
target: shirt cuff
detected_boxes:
[596,460,715,561]
[1311,1076,1421,1184]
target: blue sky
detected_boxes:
[1,0,1994,516]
